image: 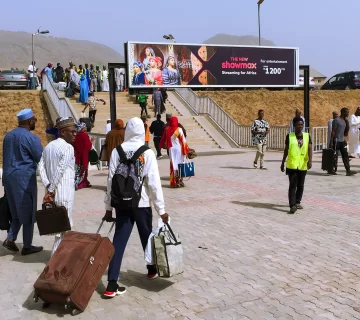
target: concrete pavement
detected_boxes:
[0,149,360,319]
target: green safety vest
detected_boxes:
[286,132,309,171]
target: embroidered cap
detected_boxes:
[17,109,34,121]
[56,117,76,129]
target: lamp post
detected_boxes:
[31,26,49,89]
[257,0,264,46]
[163,34,176,43]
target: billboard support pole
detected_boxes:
[108,65,117,129]
[300,65,310,129]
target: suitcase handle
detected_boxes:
[96,219,116,238]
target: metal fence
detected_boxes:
[174,88,325,151]
[42,75,78,120]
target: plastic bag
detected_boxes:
[144,217,170,265]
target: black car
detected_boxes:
[321,71,360,90]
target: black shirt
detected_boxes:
[150,120,165,137]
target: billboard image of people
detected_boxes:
[127,42,299,88]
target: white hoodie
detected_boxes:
[104,117,166,215]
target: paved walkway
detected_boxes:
[0,150,360,320]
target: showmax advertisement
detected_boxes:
[127,41,299,88]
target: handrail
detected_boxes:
[41,74,78,121]
[174,88,326,152]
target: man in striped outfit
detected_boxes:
[38,117,77,255]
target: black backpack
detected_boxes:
[110,145,149,209]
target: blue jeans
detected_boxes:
[29,77,36,90]
[108,207,153,281]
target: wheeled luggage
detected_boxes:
[33,220,115,315]
[321,148,338,172]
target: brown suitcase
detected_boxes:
[33,220,115,315]
[36,203,71,236]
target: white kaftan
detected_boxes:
[349,114,360,155]
[102,70,109,92]
[169,128,186,171]
[38,138,76,254]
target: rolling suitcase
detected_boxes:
[33,220,115,315]
[321,148,338,172]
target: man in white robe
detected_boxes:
[102,66,109,92]
[38,117,77,255]
[349,107,360,157]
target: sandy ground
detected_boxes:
[0,91,52,166]
[197,90,360,127]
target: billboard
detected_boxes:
[127,41,299,88]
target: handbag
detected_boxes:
[188,148,197,159]
[154,223,184,277]
[0,194,11,231]
[178,158,195,178]
[36,203,71,236]
[89,147,99,165]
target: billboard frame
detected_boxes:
[126,41,299,89]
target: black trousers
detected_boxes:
[336,141,351,172]
[108,207,153,281]
[288,170,307,208]
[153,137,162,157]
[89,109,97,125]
[140,102,148,116]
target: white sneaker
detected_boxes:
[157,156,163,160]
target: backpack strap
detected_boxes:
[116,145,128,163]
[130,145,149,163]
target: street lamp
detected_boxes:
[257,0,264,46]
[163,34,176,43]
[31,26,49,89]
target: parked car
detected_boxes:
[299,75,316,88]
[321,71,360,90]
[0,70,28,89]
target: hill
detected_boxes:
[0,30,123,70]
[203,34,276,46]
[196,90,360,127]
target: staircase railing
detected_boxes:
[42,75,78,121]
[174,88,327,152]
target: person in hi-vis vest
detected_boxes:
[281,117,313,214]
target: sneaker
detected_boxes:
[157,156,163,160]
[21,245,43,256]
[296,204,304,210]
[260,166,266,170]
[253,162,258,169]
[346,171,357,176]
[147,265,158,279]
[2,239,19,252]
[288,206,297,214]
[104,281,126,298]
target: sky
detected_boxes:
[0,0,358,78]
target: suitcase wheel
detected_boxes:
[71,309,82,316]
[33,294,39,303]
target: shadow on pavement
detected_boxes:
[116,270,173,293]
[92,172,108,177]
[220,166,257,170]
[23,289,70,317]
[89,185,107,192]
[12,249,51,264]
[306,171,333,176]
[232,201,289,213]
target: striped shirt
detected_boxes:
[38,138,76,225]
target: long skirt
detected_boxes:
[75,163,90,189]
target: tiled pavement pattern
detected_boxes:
[0,150,360,320]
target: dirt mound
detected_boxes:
[0,91,52,166]
[197,90,360,127]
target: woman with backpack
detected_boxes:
[160,116,189,188]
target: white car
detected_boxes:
[298,75,316,88]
